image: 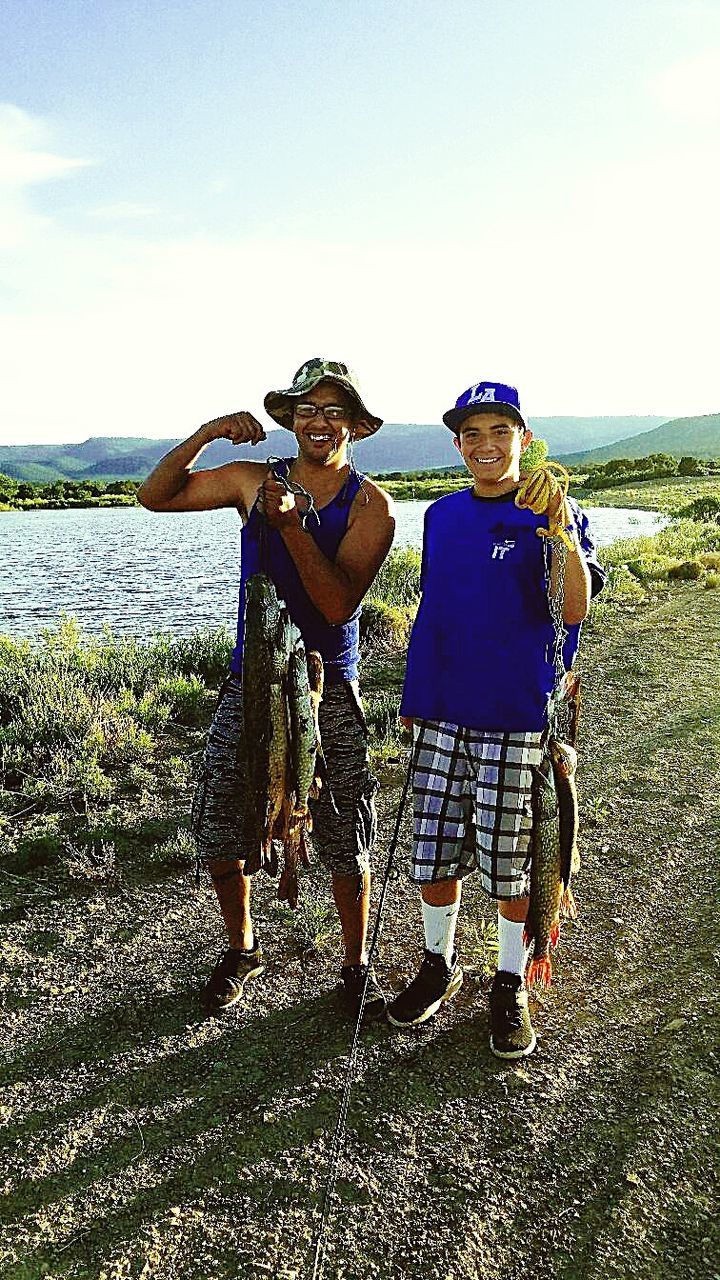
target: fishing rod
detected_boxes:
[309,744,416,1280]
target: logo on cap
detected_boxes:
[468,385,498,405]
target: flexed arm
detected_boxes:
[137,413,267,514]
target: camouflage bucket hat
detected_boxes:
[263,357,383,439]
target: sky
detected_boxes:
[1,0,719,446]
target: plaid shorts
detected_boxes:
[190,674,378,877]
[410,720,543,899]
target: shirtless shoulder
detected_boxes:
[232,460,269,520]
[348,475,395,528]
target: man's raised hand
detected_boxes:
[257,471,301,531]
[200,412,267,446]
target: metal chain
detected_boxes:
[544,535,571,741]
[266,456,321,529]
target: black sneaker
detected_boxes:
[386,949,463,1028]
[202,940,264,1013]
[340,963,386,1020]
[489,970,536,1059]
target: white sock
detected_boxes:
[422,895,461,964]
[497,912,529,979]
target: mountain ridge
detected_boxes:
[2,414,718,480]
[560,412,720,465]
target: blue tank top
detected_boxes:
[231,459,362,684]
[400,487,592,731]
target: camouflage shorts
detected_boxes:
[190,674,378,877]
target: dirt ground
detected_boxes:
[2,584,719,1280]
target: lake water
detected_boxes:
[0,502,667,638]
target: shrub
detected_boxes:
[626,555,676,583]
[519,438,549,475]
[154,674,208,726]
[677,456,704,476]
[360,600,413,652]
[368,547,422,610]
[603,566,647,602]
[705,572,720,589]
[667,559,704,581]
[676,496,720,524]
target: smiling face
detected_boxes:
[291,379,357,468]
[454,413,533,496]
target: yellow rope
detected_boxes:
[514,460,575,551]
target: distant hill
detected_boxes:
[0,417,668,481]
[560,413,720,466]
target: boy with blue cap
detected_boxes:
[387,380,605,1056]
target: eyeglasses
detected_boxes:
[294,403,351,423]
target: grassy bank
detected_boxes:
[370,472,720,514]
[573,472,720,514]
[3,468,719,517]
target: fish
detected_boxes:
[549,736,580,920]
[524,736,581,988]
[241,572,323,902]
[524,751,564,989]
[277,641,323,906]
[242,574,285,875]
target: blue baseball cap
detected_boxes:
[442,380,526,433]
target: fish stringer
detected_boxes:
[541,523,582,924]
[543,532,573,744]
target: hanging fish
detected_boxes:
[524,734,581,988]
[524,752,563,989]
[549,736,580,920]
[277,640,324,907]
[241,572,324,903]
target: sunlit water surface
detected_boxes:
[0,502,667,638]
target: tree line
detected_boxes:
[1,449,718,509]
[0,477,142,509]
[571,454,720,491]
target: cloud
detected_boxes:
[0,105,718,445]
[0,103,90,188]
[0,104,91,252]
[653,52,720,120]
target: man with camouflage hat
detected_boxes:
[139,358,395,1016]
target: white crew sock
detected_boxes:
[422,894,461,965]
[497,912,530,979]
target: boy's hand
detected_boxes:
[546,488,569,527]
[515,462,570,523]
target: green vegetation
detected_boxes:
[0,474,141,511]
[586,517,720,623]
[0,621,232,876]
[570,472,720,514]
[377,469,468,502]
[3,503,719,879]
[376,437,549,500]
[570,452,720,494]
[2,452,720,516]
